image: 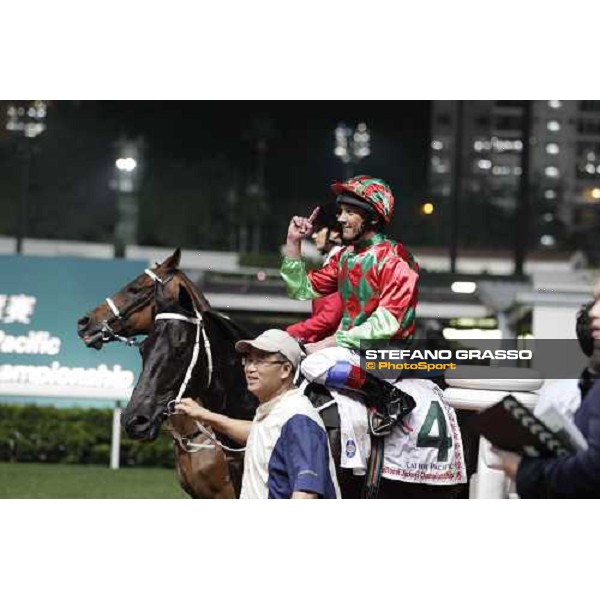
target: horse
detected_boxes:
[77,249,191,350]
[78,249,470,499]
[78,249,256,498]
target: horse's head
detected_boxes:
[122,272,207,441]
[77,249,182,349]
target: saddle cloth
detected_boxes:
[382,379,467,485]
[303,377,467,486]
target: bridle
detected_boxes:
[105,266,244,455]
[157,309,213,415]
[99,268,163,346]
[156,307,245,454]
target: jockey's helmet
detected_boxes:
[332,175,395,225]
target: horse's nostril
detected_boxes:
[130,415,150,429]
[78,316,90,328]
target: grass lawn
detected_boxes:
[0,462,189,499]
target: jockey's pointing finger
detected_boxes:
[307,207,320,224]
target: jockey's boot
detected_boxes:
[360,373,416,437]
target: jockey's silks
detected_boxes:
[281,233,419,349]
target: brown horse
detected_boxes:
[78,249,194,350]
[78,250,256,499]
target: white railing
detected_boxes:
[443,367,542,499]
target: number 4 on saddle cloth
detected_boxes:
[300,348,467,485]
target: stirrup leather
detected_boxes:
[368,409,394,437]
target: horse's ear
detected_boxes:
[162,248,181,271]
[178,284,195,315]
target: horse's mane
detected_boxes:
[175,270,212,312]
[205,310,252,341]
[175,269,251,340]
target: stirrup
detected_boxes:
[368,410,395,437]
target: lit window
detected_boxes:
[431,140,444,151]
[591,188,600,200]
[513,166,522,175]
[514,140,523,150]
[587,152,596,162]
[586,163,596,174]
[548,100,562,109]
[492,166,511,175]
[540,234,556,247]
[543,213,554,222]
[546,143,560,155]
[547,120,561,132]
[474,141,483,152]
[545,166,560,178]
[478,159,492,170]
[544,189,557,200]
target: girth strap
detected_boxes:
[362,411,385,499]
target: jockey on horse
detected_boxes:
[281,175,420,436]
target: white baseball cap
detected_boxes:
[235,329,302,368]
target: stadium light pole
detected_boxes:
[334,122,371,179]
[4,101,48,254]
[112,138,142,258]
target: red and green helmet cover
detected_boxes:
[331,175,395,225]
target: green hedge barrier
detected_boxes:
[0,405,175,467]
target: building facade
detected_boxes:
[429,100,600,256]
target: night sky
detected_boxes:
[96,100,431,201]
[1,101,432,250]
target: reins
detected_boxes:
[154,306,243,454]
[108,265,243,455]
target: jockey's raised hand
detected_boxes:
[285,207,320,259]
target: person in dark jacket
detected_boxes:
[498,286,600,497]
[286,203,343,344]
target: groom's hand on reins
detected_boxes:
[177,397,213,422]
[178,397,252,445]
